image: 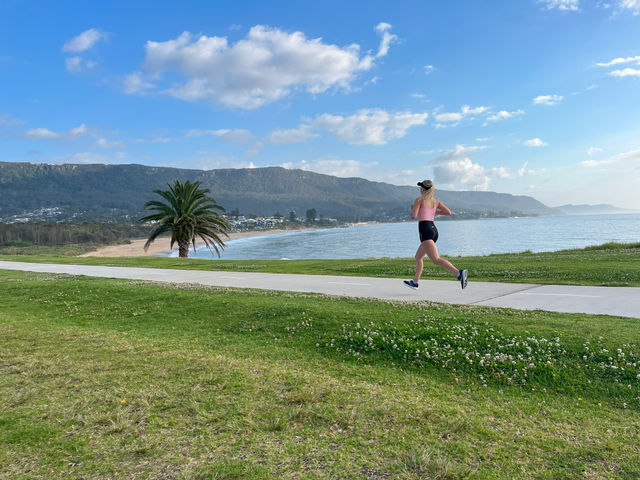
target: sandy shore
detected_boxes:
[80,227,321,258]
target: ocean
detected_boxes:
[170,214,640,260]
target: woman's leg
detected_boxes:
[422,240,459,275]
[413,243,427,282]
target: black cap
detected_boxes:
[417,182,432,189]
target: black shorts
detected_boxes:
[419,221,438,243]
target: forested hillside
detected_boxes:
[0,161,563,220]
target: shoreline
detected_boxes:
[79,226,333,258]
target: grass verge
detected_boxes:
[1,269,638,479]
[1,242,639,287]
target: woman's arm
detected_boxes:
[435,200,451,216]
[410,197,422,219]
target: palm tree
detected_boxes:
[140,180,229,258]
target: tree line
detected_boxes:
[0,222,152,247]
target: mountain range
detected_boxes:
[0,161,564,219]
[554,204,640,215]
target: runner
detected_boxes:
[404,180,468,290]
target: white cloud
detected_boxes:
[596,55,640,66]
[310,109,428,145]
[123,72,156,94]
[428,145,491,190]
[0,113,26,125]
[532,94,563,105]
[579,149,640,167]
[268,126,319,145]
[134,24,394,109]
[62,29,105,52]
[424,65,434,74]
[135,134,171,143]
[539,0,579,10]
[485,109,525,122]
[65,56,82,73]
[21,124,93,140]
[411,93,426,98]
[610,68,640,77]
[587,84,597,89]
[615,0,640,14]
[34,151,127,165]
[374,23,398,58]
[433,105,489,123]
[85,60,98,69]
[489,167,514,179]
[92,138,125,149]
[476,137,491,142]
[524,138,548,147]
[587,147,603,156]
[517,161,545,176]
[189,154,256,170]
[186,128,252,146]
[412,150,434,154]
[229,24,242,31]
[280,158,379,178]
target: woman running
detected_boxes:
[404,180,468,290]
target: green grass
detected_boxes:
[2,242,639,286]
[1,270,638,479]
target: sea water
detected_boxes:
[170,214,640,260]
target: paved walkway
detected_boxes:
[1,261,638,318]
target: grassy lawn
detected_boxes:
[1,269,638,479]
[1,242,639,287]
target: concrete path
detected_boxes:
[1,261,638,318]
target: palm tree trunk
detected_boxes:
[178,239,190,258]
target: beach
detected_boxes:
[79,227,322,257]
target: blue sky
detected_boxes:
[1,0,638,208]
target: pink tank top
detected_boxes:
[418,200,437,221]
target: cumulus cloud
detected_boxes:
[186,128,252,146]
[424,65,434,74]
[532,94,563,105]
[587,147,603,155]
[0,113,26,125]
[310,109,428,145]
[21,124,93,140]
[62,29,106,52]
[610,68,640,77]
[579,149,640,168]
[489,167,514,179]
[524,138,548,146]
[280,158,379,178]
[485,109,525,123]
[488,161,545,180]
[428,145,490,190]
[434,105,489,123]
[539,0,579,10]
[92,138,125,149]
[131,24,395,109]
[374,23,398,58]
[517,161,545,176]
[33,151,127,165]
[596,55,640,67]
[268,126,319,145]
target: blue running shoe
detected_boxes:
[458,270,468,289]
[404,280,419,290]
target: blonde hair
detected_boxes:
[419,180,435,208]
